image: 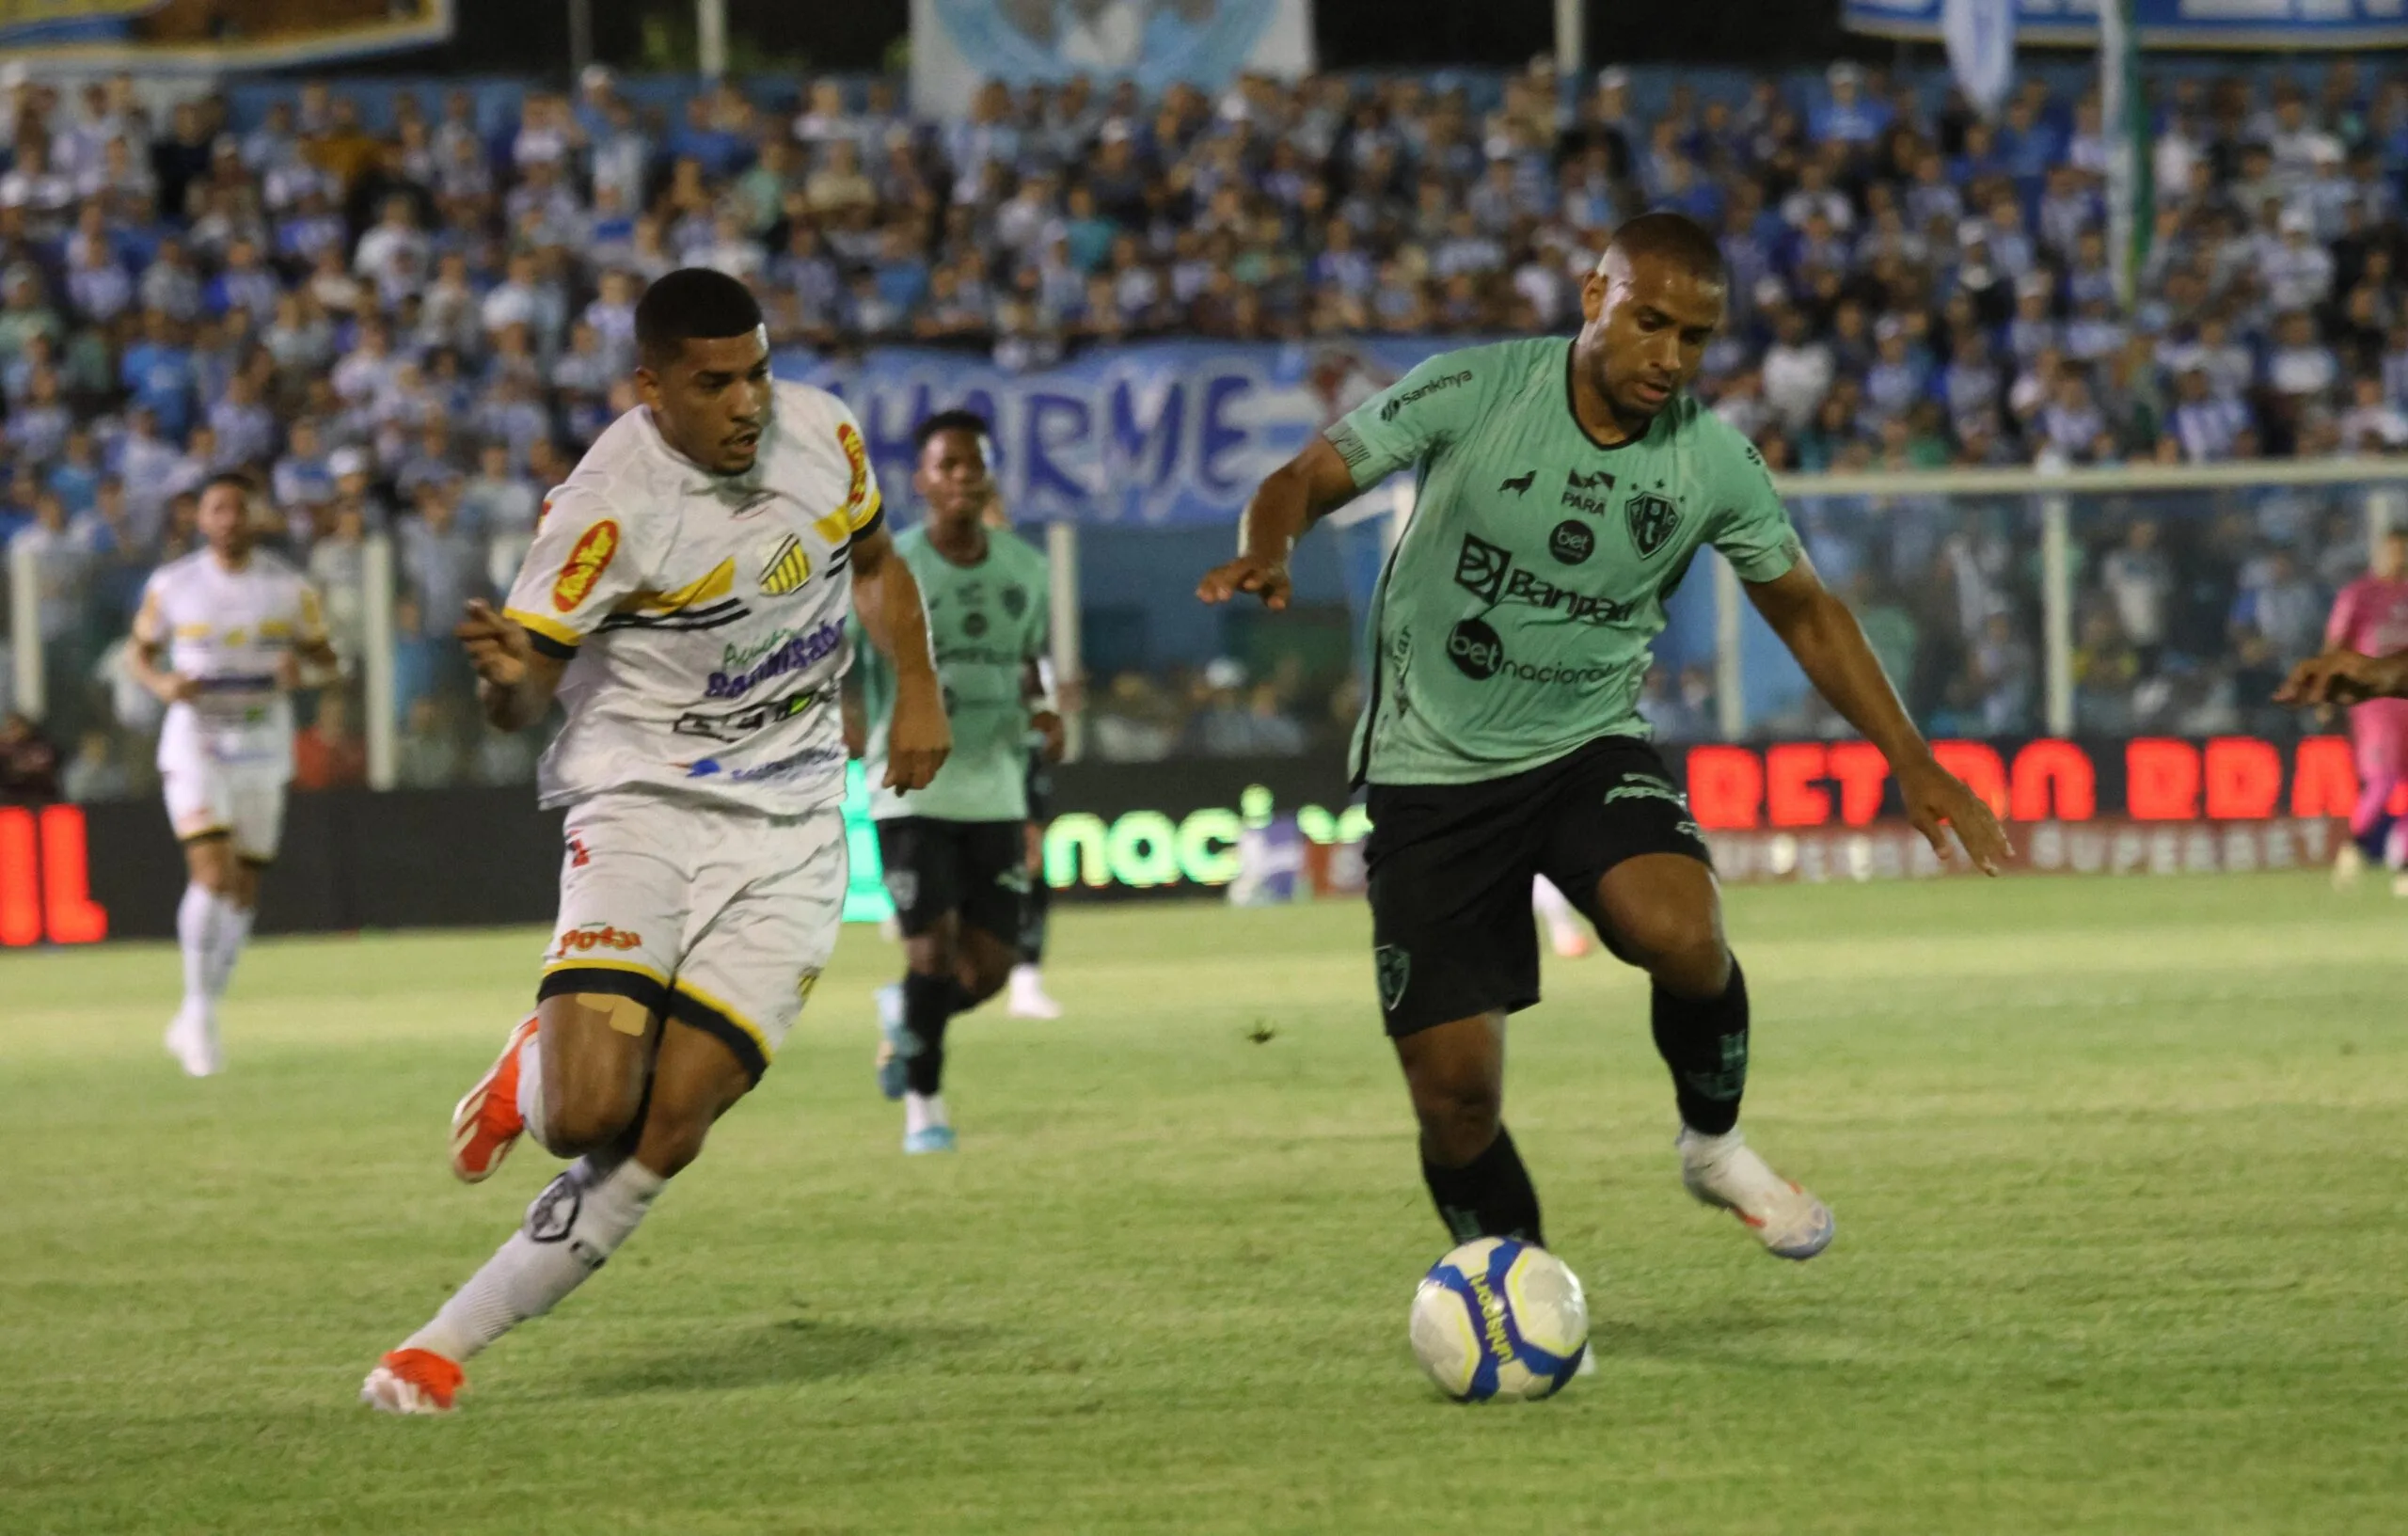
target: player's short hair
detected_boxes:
[198,470,253,502]
[634,267,765,370]
[913,408,992,455]
[1601,212,1728,286]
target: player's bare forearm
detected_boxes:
[1748,559,2011,873]
[2277,646,2408,705]
[476,663,563,733]
[1200,436,1363,609]
[127,640,181,705]
[1747,563,1928,768]
[848,528,938,688]
[849,527,951,789]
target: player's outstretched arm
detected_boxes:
[2276,647,2408,706]
[1197,435,1362,611]
[457,599,567,732]
[1745,558,2013,875]
[849,525,952,792]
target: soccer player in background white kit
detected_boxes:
[126,473,339,1077]
[362,269,950,1415]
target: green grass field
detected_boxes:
[4,873,2405,1535]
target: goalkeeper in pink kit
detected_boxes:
[2317,529,2408,887]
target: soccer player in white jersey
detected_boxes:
[126,473,338,1077]
[361,270,949,1415]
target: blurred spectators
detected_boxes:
[5,59,2406,779]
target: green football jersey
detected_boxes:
[852,524,1050,822]
[1328,338,1801,785]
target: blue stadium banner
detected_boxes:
[775,338,1451,528]
[1846,0,2408,48]
[909,0,1316,116]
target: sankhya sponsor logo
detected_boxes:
[704,620,844,699]
[1377,370,1474,422]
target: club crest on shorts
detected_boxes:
[884,869,920,910]
[796,967,822,1005]
[1624,492,1680,559]
[1374,944,1411,1012]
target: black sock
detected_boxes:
[1421,1125,1544,1246]
[901,970,963,1097]
[1018,876,1049,967]
[1651,957,1749,1135]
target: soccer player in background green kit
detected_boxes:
[848,412,1064,1153]
[1201,213,2011,1259]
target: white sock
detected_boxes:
[1010,963,1041,990]
[204,899,253,1000]
[176,882,218,1011]
[1531,876,1576,925]
[905,1091,947,1135]
[402,1155,666,1364]
[513,1026,552,1154]
[1680,1125,1745,1164]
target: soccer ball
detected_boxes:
[1408,1237,1588,1402]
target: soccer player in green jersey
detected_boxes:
[848,411,1063,1153]
[1201,213,2011,1259]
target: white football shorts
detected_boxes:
[162,757,289,862]
[537,789,846,1082]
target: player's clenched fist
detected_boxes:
[1197,552,1292,610]
[457,599,533,687]
[883,679,952,792]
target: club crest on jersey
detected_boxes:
[758,534,812,594]
[551,520,619,612]
[837,421,870,511]
[1625,492,1681,559]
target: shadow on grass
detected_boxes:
[580,1318,994,1396]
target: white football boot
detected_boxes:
[164,1002,221,1078]
[1678,1127,1833,1260]
[1006,963,1063,1020]
[2335,843,2367,890]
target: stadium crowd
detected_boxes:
[0,57,2395,792]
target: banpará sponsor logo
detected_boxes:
[1377,369,1473,422]
[704,619,845,699]
[1451,533,1633,625]
[684,743,848,783]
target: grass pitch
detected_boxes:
[4,873,2405,1535]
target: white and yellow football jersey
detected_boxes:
[502,381,883,816]
[134,548,327,775]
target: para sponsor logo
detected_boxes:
[1377,369,1474,422]
[1560,467,1616,515]
[551,520,619,612]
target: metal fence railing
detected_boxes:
[7,459,2405,801]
